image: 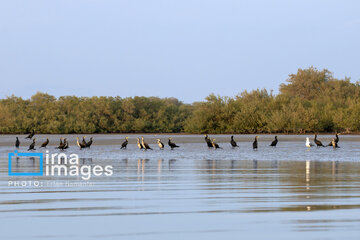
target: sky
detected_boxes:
[0,0,359,103]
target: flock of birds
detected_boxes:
[15,130,93,151]
[305,133,340,148]
[14,130,341,151]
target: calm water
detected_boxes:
[1,134,360,239]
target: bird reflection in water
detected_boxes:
[332,160,339,180]
[253,159,258,170]
[15,157,20,168]
[157,159,163,175]
[121,158,128,169]
[30,157,35,167]
[79,158,92,165]
[137,159,149,181]
[305,160,311,204]
[168,159,176,170]
[271,159,278,169]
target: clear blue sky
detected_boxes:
[0,0,359,103]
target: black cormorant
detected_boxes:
[331,138,337,149]
[270,136,278,147]
[121,137,129,149]
[40,138,49,148]
[141,137,152,150]
[82,136,87,146]
[212,139,221,149]
[59,138,67,150]
[157,139,164,149]
[86,137,93,148]
[168,137,179,150]
[56,138,65,149]
[64,139,69,149]
[205,135,213,148]
[230,135,238,147]
[25,129,35,139]
[28,138,36,151]
[253,136,259,150]
[314,134,326,147]
[328,133,340,147]
[15,137,20,148]
[77,137,86,149]
[137,138,144,150]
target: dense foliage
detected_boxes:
[1,67,360,134]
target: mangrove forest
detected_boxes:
[1,67,360,134]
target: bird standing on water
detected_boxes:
[40,138,49,148]
[28,138,36,151]
[15,137,20,148]
[25,129,35,139]
[86,137,93,148]
[121,137,129,149]
[306,137,314,148]
[253,136,259,150]
[212,138,221,149]
[77,137,86,149]
[56,138,65,149]
[137,138,143,150]
[230,136,238,148]
[205,135,213,148]
[168,137,179,150]
[328,133,340,147]
[314,134,326,147]
[157,139,164,150]
[270,136,278,147]
[141,137,152,150]
[64,139,69,149]
[59,138,68,150]
[331,138,337,149]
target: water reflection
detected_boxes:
[2,157,360,239]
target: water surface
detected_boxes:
[0,134,359,239]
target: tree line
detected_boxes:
[1,67,359,134]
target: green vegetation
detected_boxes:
[1,67,359,134]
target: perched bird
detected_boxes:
[141,137,152,150]
[121,137,129,149]
[15,137,20,148]
[306,137,314,148]
[137,138,144,150]
[40,138,49,148]
[253,136,259,150]
[25,129,35,139]
[270,136,278,147]
[77,137,87,150]
[328,133,340,147]
[157,139,164,150]
[59,138,67,150]
[28,138,36,151]
[168,137,179,150]
[86,137,93,148]
[314,134,326,147]
[63,139,69,149]
[205,135,213,148]
[212,138,221,149]
[82,136,87,146]
[331,138,337,149]
[230,136,238,147]
[56,138,65,149]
